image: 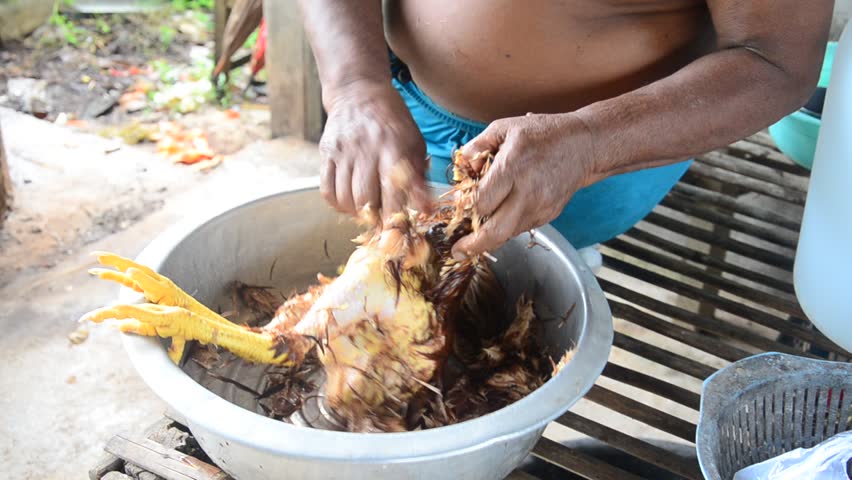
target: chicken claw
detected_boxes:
[83,252,290,365]
[88,252,237,360]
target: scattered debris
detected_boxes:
[152,77,213,114]
[68,326,90,345]
[5,78,49,117]
[82,94,120,119]
[100,121,157,145]
[0,2,266,126]
[117,80,153,113]
[152,122,223,170]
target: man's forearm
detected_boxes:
[297,0,389,107]
[575,46,824,184]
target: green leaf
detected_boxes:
[159,25,177,49]
[95,18,112,34]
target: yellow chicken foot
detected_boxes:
[88,251,241,361]
[83,252,289,365]
[82,304,290,365]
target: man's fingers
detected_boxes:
[351,160,380,213]
[475,146,515,217]
[460,122,507,157]
[320,159,337,208]
[459,121,508,171]
[399,156,432,213]
[379,153,406,215]
[334,161,355,214]
[452,188,524,258]
[409,176,433,214]
[380,178,405,216]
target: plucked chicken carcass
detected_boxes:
[83,154,544,432]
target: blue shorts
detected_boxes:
[392,78,691,249]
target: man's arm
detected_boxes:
[296,0,430,216]
[452,0,832,258]
[576,0,833,183]
[297,0,387,107]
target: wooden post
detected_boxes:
[0,120,11,226]
[264,0,324,142]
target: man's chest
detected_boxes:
[561,0,708,19]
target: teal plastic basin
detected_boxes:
[768,42,837,170]
[768,111,821,170]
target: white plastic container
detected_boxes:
[794,23,852,353]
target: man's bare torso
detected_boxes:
[384,0,716,122]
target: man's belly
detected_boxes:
[384,0,715,122]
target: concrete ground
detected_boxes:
[0,106,320,479]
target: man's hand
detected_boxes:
[452,113,597,259]
[319,81,430,216]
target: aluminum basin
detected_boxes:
[119,180,613,480]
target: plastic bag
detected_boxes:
[733,430,852,480]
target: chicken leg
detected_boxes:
[82,252,290,365]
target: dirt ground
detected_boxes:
[0,2,263,124]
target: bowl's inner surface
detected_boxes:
[156,189,585,430]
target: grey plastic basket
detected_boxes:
[696,352,852,480]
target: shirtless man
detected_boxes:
[296,0,832,259]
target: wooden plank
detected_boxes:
[584,385,697,443]
[264,0,324,141]
[726,140,808,175]
[602,255,846,356]
[694,178,732,341]
[609,299,750,363]
[624,228,794,294]
[556,411,704,480]
[687,162,807,204]
[672,183,801,231]
[105,434,229,480]
[699,151,809,193]
[0,121,10,227]
[661,193,798,249]
[91,418,177,480]
[599,277,816,358]
[613,332,717,380]
[532,438,646,480]
[644,212,794,270]
[602,363,702,411]
[606,238,805,318]
[747,132,788,152]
